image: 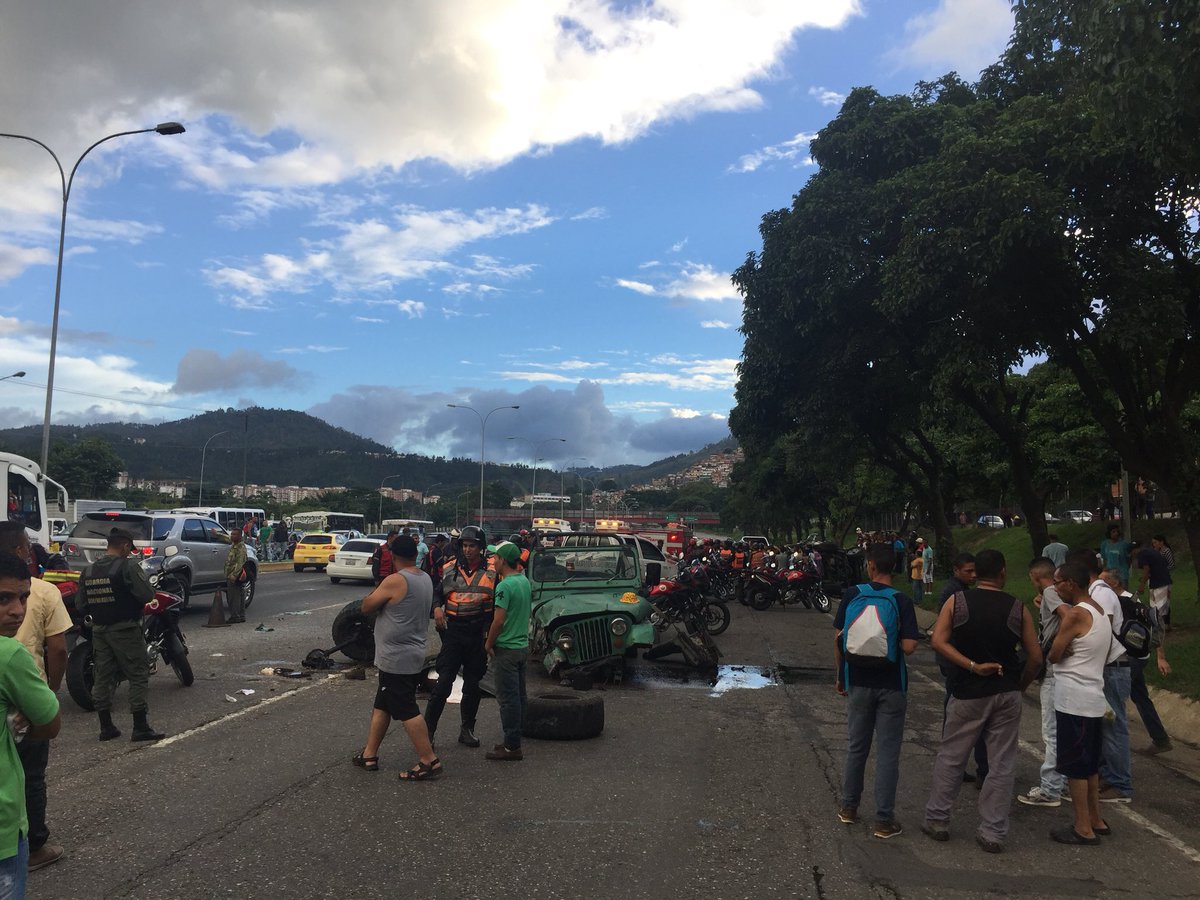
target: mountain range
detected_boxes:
[0,408,736,493]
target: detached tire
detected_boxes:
[331,599,376,663]
[522,691,604,741]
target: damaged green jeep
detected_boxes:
[528,537,657,682]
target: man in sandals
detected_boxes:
[1046,562,1113,845]
[352,535,441,781]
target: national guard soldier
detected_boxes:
[424,525,495,748]
[81,528,166,742]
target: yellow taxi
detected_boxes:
[292,533,345,572]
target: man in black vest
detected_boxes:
[81,528,165,742]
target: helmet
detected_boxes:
[459,525,485,545]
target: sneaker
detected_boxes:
[975,834,1004,854]
[921,820,950,842]
[1098,786,1132,803]
[27,844,64,872]
[1017,787,1062,808]
[873,821,903,840]
[837,807,858,825]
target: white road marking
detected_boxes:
[149,678,333,749]
[916,669,1200,864]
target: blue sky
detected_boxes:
[0,1,1015,467]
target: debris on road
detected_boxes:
[224,694,237,703]
[254,624,275,632]
[237,689,255,696]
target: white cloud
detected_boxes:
[730,131,818,173]
[0,2,860,205]
[670,238,689,253]
[570,206,608,221]
[671,407,701,418]
[365,299,426,318]
[275,345,346,354]
[663,263,737,301]
[808,85,846,107]
[700,319,733,329]
[0,244,53,282]
[353,316,385,324]
[616,278,657,295]
[896,0,1014,75]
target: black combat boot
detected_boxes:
[98,710,121,741]
[458,724,481,748]
[130,711,166,742]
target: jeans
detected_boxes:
[926,692,1022,843]
[912,579,924,607]
[841,686,907,823]
[492,646,528,750]
[424,621,487,737]
[1099,665,1133,795]
[1038,674,1067,796]
[1129,656,1170,747]
[16,739,49,852]
[0,835,28,900]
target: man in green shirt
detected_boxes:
[484,541,530,761]
[1,551,62,892]
[259,521,274,562]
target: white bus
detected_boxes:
[381,518,434,538]
[173,506,266,532]
[291,510,366,534]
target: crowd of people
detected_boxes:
[833,534,1177,853]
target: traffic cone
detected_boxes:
[202,588,230,628]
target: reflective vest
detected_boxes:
[719,548,732,561]
[442,559,495,618]
[731,550,747,570]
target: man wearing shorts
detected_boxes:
[352,536,441,781]
[1046,562,1113,845]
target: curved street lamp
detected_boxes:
[1,371,27,382]
[198,430,229,506]
[378,473,403,531]
[447,403,519,527]
[0,122,186,473]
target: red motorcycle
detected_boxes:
[648,563,731,636]
[53,551,195,711]
[746,559,832,613]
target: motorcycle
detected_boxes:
[746,559,832,613]
[648,563,731,636]
[56,546,195,711]
[645,565,722,667]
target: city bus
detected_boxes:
[291,510,366,534]
[381,518,435,538]
[172,506,266,532]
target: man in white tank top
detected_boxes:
[1046,562,1113,845]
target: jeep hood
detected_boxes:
[532,589,652,623]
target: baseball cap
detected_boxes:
[391,534,418,559]
[108,527,136,546]
[486,541,521,566]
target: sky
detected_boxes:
[0,0,1016,468]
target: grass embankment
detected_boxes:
[903,521,1200,700]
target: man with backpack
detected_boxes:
[833,542,921,839]
[922,550,1042,853]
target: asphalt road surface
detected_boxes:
[29,571,1200,899]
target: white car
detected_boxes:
[977,515,1005,529]
[328,538,385,584]
[1064,509,1095,524]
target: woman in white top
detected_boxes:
[1047,562,1113,845]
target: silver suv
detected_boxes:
[63,511,258,609]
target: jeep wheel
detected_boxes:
[522,691,604,740]
[331,599,376,663]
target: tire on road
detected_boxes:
[166,632,195,687]
[66,642,96,711]
[522,691,604,741]
[331,599,376,663]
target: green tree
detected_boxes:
[48,438,124,498]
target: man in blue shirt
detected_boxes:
[834,542,920,839]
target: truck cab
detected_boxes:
[2,452,67,550]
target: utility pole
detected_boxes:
[241,411,249,500]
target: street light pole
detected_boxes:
[570,457,588,526]
[379,474,403,530]
[198,430,230,506]
[507,436,566,527]
[1,371,26,381]
[448,403,519,527]
[1,122,186,474]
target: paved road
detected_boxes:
[28,572,1200,898]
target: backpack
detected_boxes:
[1115,593,1154,659]
[840,583,903,682]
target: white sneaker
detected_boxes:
[1016,787,1062,807]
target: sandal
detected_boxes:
[1049,825,1100,846]
[398,758,442,781]
[352,750,379,772]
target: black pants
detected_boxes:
[17,738,50,852]
[424,621,487,737]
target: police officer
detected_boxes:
[81,527,165,742]
[425,525,494,748]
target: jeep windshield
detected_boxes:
[530,546,638,583]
